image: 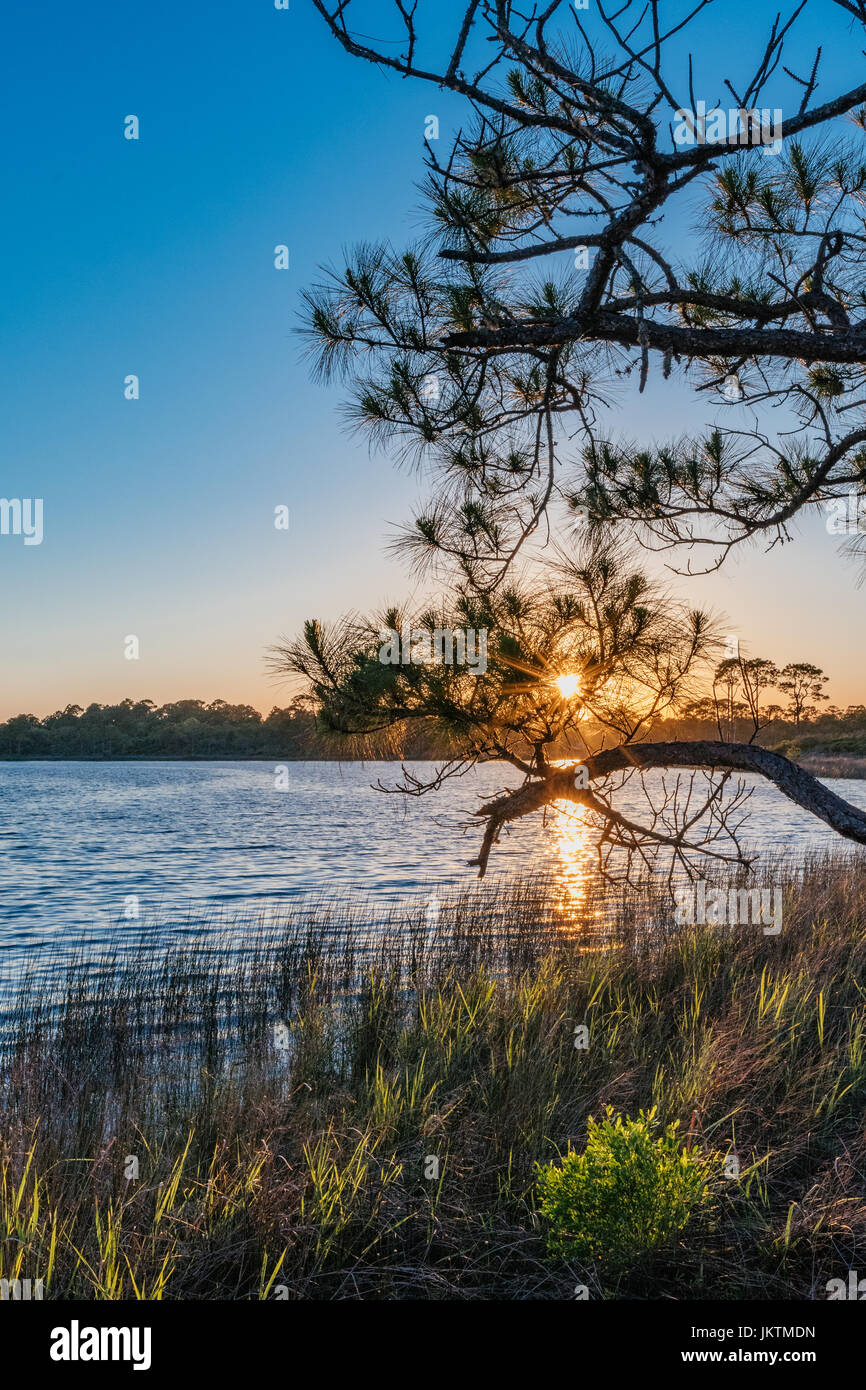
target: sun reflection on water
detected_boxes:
[548,799,607,942]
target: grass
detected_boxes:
[1,853,866,1300]
[798,752,866,779]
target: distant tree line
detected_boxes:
[682,659,830,735]
[0,697,461,760]
[2,679,865,765]
[0,700,303,759]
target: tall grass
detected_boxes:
[1,852,866,1299]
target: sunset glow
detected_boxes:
[554,673,581,700]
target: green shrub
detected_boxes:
[536,1108,718,1271]
[826,736,866,755]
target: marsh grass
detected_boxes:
[799,753,866,779]
[2,851,866,1300]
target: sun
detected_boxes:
[554,673,581,700]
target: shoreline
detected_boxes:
[2,752,866,779]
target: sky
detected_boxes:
[2,0,865,720]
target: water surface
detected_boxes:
[1,760,863,967]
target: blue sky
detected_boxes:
[2,0,865,719]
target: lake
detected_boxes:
[1,760,865,968]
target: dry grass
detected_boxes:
[799,753,866,779]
